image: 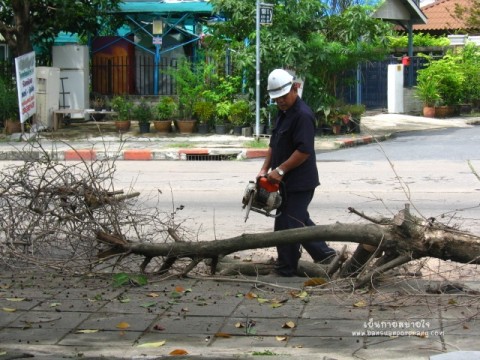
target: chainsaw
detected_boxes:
[242,177,283,222]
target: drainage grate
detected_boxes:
[186,154,238,161]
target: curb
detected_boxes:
[0,135,390,161]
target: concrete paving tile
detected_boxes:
[363,335,444,358]
[442,318,480,335]
[233,302,304,318]
[368,305,440,321]
[294,318,368,337]
[138,331,211,348]
[166,297,243,317]
[150,314,225,334]
[287,335,364,354]
[302,305,368,320]
[221,317,296,337]
[31,298,108,312]
[58,330,141,346]
[0,326,72,345]
[443,335,480,352]
[99,297,170,314]
[0,296,43,311]
[440,303,480,320]
[0,310,22,327]
[78,312,156,332]
[54,286,124,301]
[8,310,91,330]
[210,334,288,349]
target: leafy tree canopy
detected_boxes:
[0,0,123,58]
[454,0,480,29]
[207,0,392,113]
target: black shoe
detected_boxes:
[314,252,337,265]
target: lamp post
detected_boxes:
[152,19,164,96]
[255,2,273,139]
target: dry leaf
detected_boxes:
[2,307,16,312]
[234,322,244,328]
[116,321,130,329]
[448,298,457,305]
[169,349,189,355]
[276,335,288,341]
[147,292,160,298]
[353,300,367,308]
[76,329,99,334]
[175,286,185,293]
[304,278,327,287]
[271,303,283,308]
[6,298,25,302]
[245,292,258,299]
[257,298,270,304]
[214,332,231,338]
[137,340,166,348]
[291,291,308,299]
[282,321,296,329]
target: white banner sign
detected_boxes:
[15,51,36,123]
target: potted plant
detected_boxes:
[214,101,232,134]
[169,60,211,133]
[153,96,177,133]
[110,96,134,132]
[193,100,215,134]
[343,103,365,133]
[229,99,251,136]
[414,76,441,118]
[133,97,153,133]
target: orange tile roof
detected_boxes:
[413,0,474,31]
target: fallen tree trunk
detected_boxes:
[96,205,480,286]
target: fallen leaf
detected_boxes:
[119,298,130,303]
[245,292,258,299]
[257,298,270,304]
[116,321,130,329]
[271,303,283,308]
[448,298,457,305]
[214,332,231,338]
[6,298,25,302]
[153,324,165,331]
[139,302,156,308]
[353,300,367,308]
[170,349,189,355]
[175,286,185,293]
[276,335,288,341]
[76,329,99,334]
[147,292,160,298]
[304,278,327,287]
[137,340,166,348]
[2,307,16,312]
[282,321,296,329]
[235,322,244,328]
[291,291,308,299]
[50,302,61,307]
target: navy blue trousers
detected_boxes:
[274,189,335,276]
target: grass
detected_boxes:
[243,139,269,148]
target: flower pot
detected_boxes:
[153,120,171,133]
[434,105,455,118]
[233,125,243,136]
[4,119,22,135]
[422,106,435,118]
[197,123,209,134]
[176,119,196,134]
[115,120,131,132]
[138,122,151,133]
[215,124,227,134]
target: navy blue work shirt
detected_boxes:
[269,97,320,192]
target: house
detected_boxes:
[413,0,480,44]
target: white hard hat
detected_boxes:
[267,69,294,99]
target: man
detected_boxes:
[257,68,336,277]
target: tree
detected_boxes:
[1,148,479,290]
[454,0,480,29]
[0,0,123,58]
[207,0,392,116]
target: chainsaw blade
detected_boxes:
[244,189,254,222]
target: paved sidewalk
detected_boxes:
[0,113,477,161]
[1,270,480,359]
